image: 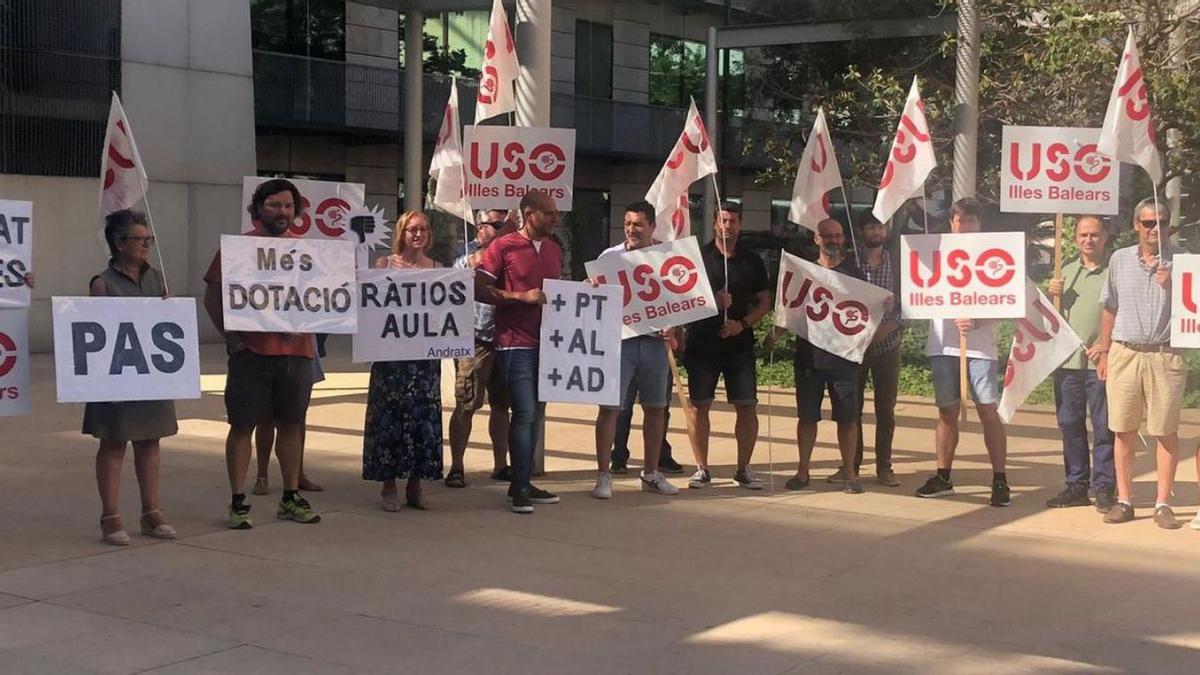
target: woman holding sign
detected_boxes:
[84,210,178,545]
[362,210,444,510]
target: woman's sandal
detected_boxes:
[100,514,131,546]
[381,490,401,512]
[406,484,428,511]
[140,510,177,540]
[444,470,466,489]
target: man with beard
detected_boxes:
[203,179,320,529]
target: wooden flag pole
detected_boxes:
[1053,212,1064,311]
[665,348,703,469]
[959,330,969,422]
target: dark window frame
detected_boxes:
[574,19,613,100]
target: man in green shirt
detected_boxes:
[1046,215,1114,512]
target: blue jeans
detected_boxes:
[1053,369,1114,493]
[498,349,542,491]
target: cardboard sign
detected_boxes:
[220,235,357,334]
[0,309,31,416]
[998,282,1083,423]
[51,297,201,403]
[0,200,32,309]
[1171,254,1200,348]
[773,252,893,364]
[462,126,576,210]
[584,237,717,339]
[538,279,622,405]
[900,232,1026,319]
[353,267,475,362]
[1000,126,1118,215]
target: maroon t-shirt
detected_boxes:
[477,231,563,349]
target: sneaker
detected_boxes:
[1154,505,1182,530]
[528,485,559,504]
[1103,502,1134,524]
[227,503,253,530]
[915,474,955,498]
[688,468,712,489]
[511,488,534,514]
[610,459,629,474]
[843,479,864,494]
[592,472,613,499]
[876,468,901,487]
[277,495,321,523]
[825,467,847,484]
[989,480,1011,507]
[251,476,269,496]
[491,466,512,481]
[733,468,764,490]
[1094,490,1117,514]
[658,456,685,475]
[1191,512,1200,530]
[1046,485,1090,508]
[640,471,680,495]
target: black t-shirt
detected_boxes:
[794,256,863,371]
[687,239,769,357]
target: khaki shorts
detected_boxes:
[453,340,508,414]
[1106,342,1187,437]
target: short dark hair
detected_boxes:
[625,200,655,223]
[519,189,554,214]
[248,178,303,220]
[856,211,883,229]
[949,197,983,221]
[718,200,742,217]
[103,209,149,261]
[1133,196,1170,223]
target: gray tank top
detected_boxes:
[92,263,165,298]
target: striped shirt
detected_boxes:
[858,250,902,355]
[1100,243,1182,344]
[453,240,496,344]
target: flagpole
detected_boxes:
[1053,213,1063,311]
[840,186,860,261]
[766,345,776,493]
[141,194,170,296]
[920,187,930,234]
[666,348,702,468]
[710,174,729,323]
[1152,180,1164,261]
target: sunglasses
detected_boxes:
[478,221,503,228]
[1139,219,1161,230]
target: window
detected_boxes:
[415,11,488,78]
[251,0,345,60]
[649,33,743,111]
[575,21,612,99]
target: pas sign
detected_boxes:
[0,200,32,309]
[353,268,475,362]
[51,297,201,403]
[583,237,717,339]
[538,279,622,406]
[900,232,1026,319]
[1171,254,1200,348]
[0,309,31,416]
[462,126,576,210]
[220,235,357,334]
[1000,126,1118,215]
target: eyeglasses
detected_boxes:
[1139,219,1161,230]
[122,236,155,246]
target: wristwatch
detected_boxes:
[739,319,750,331]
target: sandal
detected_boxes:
[444,470,466,488]
[381,489,401,512]
[784,475,811,491]
[252,476,269,496]
[406,484,428,511]
[100,514,131,546]
[299,475,324,492]
[140,509,177,540]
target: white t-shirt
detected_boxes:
[600,242,627,257]
[926,318,1000,360]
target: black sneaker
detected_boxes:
[511,488,533,514]
[527,485,559,504]
[658,456,684,475]
[610,459,628,474]
[1094,490,1117,514]
[989,480,1011,507]
[491,466,512,481]
[1046,485,1090,508]
[915,474,955,498]
[1103,502,1134,524]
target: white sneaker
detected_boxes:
[688,468,712,489]
[640,471,680,495]
[734,468,764,490]
[1191,512,1200,530]
[592,472,613,499]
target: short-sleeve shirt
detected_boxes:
[477,231,563,350]
[794,257,863,370]
[203,225,316,359]
[1058,257,1108,370]
[926,318,1000,361]
[1100,243,1181,345]
[686,239,769,357]
[454,240,496,344]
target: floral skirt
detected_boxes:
[362,360,443,481]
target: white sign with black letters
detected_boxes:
[0,309,31,416]
[353,267,475,362]
[0,200,33,309]
[538,279,622,405]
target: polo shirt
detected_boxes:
[794,257,863,370]
[1101,243,1182,345]
[686,239,769,357]
[477,230,563,349]
[1058,257,1108,370]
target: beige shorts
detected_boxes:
[1106,342,1187,437]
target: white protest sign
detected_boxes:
[51,297,201,403]
[0,309,31,416]
[1171,254,1200,348]
[538,279,622,405]
[774,252,893,364]
[220,235,357,334]
[353,267,475,362]
[900,232,1026,320]
[998,282,1083,423]
[463,126,576,210]
[0,200,32,309]
[1000,126,1118,215]
[240,177,390,252]
[584,237,717,339]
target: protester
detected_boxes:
[203,178,320,528]
[360,211,445,511]
[590,200,681,499]
[252,350,325,495]
[446,209,511,488]
[85,209,177,545]
[1096,198,1186,528]
[914,198,1011,506]
[682,201,769,490]
[1045,215,1115,512]
[612,390,683,474]
[476,190,563,514]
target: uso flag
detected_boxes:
[997,282,1082,423]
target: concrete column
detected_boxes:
[403,10,424,212]
[515,0,552,127]
[952,0,980,201]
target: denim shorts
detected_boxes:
[930,355,999,408]
[609,335,670,410]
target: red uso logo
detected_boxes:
[1003,298,1061,386]
[1184,272,1197,313]
[1008,142,1110,184]
[103,120,136,190]
[666,114,711,170]
[779,271,870,336]
[469,141,567,181]
[1118,61,1157,145]
[878,101,930,189]
[0,331,17,378]
[476,23,514,106]
[291,197,351,238]
[909,248,1016,289]
[595,255,700,308]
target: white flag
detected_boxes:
[872,77,936,225]
[645,98,718,242]
[430,78,472,222]
[997,282,1084,423]
[774,252,892,364]
[788,108,844,232]
[1097,28,1162,185]
[99,92,149,217]
[474,0,519,123]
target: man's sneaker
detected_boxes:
[688,468,711,489]
[640,471,680,495]
[1103,502,1134,524]
[527,485,559,504]
[610,459,629,474]
[1154,505,1182,530]
[876,468,901,487]
[227,503,253,530]
[989,480,1011,507]
[1190,511,1200,530]
[733,468,764,490]
[277,496,321,523]
[511,488,534,514]
[491,466,512,481]
[915,474,955,498]
[1046,485,1090,508]
[843,479,864,494]
[592,472,613,500]
[658,456,685,475]
[825,467,848,484]
[1094,490,1117,514]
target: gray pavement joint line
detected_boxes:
[24,596,242,655]
[354,610,483,639]
[131,644,244,675]
[134,643,347,675]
